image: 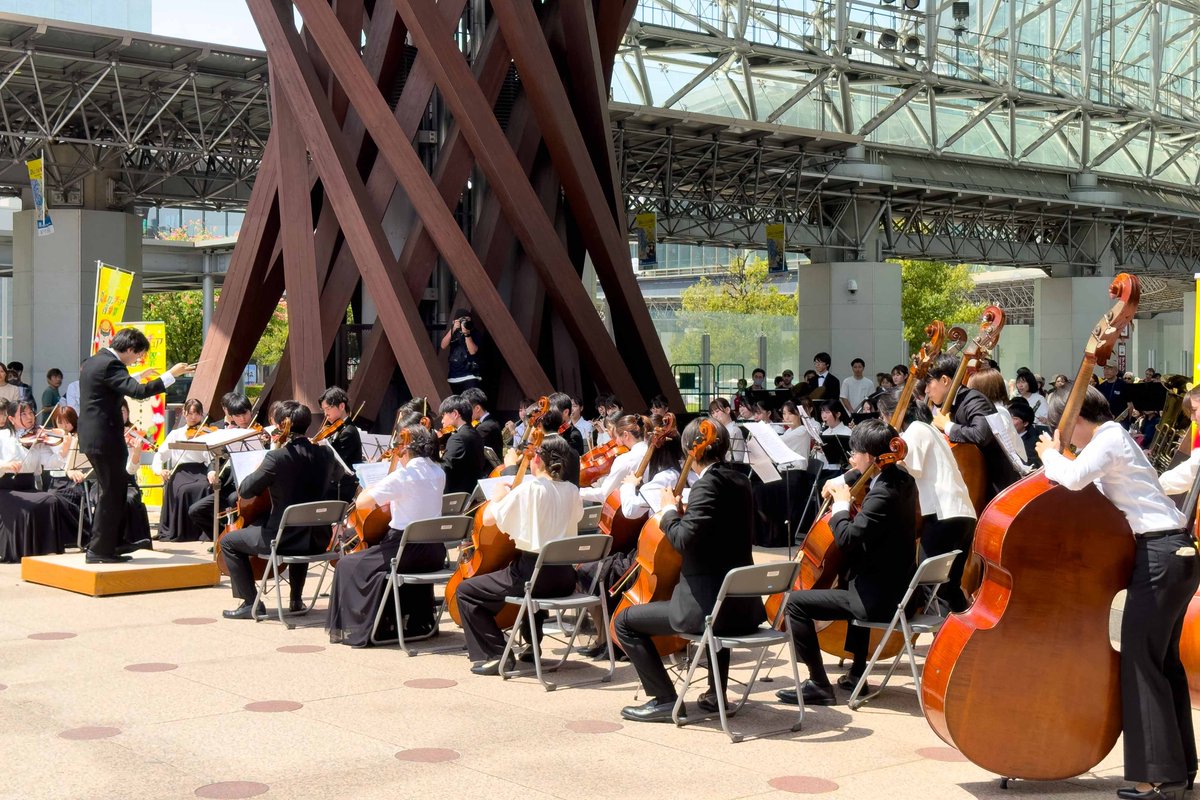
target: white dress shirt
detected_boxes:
[0,427,23,467]
[363,456,446,533]
[780,426,811,469]
[152,426,213,472]
[573,418,594,447]
[65,380,80,413]
[580,440,646,504]
[1042,421,1186,534]
[492,475,584,552]
[1158,448,1200,496]
[619,467,683,517]
[899,421,976,520]
[1022,393,1049,424]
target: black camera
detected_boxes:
[459,316,471,333]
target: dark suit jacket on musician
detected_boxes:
[238,438,339,546]
[562,425,586,457]
[78,349,168,455]
[475,416,503,460]
[659,462,766,633]
[829,466,918,618]
[325,422,362,501]
[947,387,1021,499]
[442,423,487,494]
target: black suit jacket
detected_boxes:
[1019,424,1050,469]
[947,387,1021,499]
[78,350,168,455]
[562,425,586,457]
[475,416,503,459]
[442,423,487,494]
[829,466,918,618]
[239,438,338,544]
[325,422,362,501]
[659,463,766,634]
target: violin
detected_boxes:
[311,417,344,444]
[184,416,217,439]
[579,438,630,488]
[21,426,66,448]
[599,414,676,553]
[922,274,1140,781]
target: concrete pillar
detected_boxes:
[201,252,215,339]
[797,261,903,379]
[12,209,143,385]
[1032,276,1114,378]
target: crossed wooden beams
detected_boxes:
[189,0,680,421]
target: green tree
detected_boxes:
[898,259,985,351]
[680,254,797,315]
[142,290,289,367]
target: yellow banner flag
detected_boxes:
[91,263,134,354]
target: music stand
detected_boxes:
[820,434,852,470]
[66,446,94,549]
[744,422,808,558]
[171,428,263,550]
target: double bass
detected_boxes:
[214,418,292,579]
[444,428,543,628]
[922,273,1140,781]
[598,414,677,553]
[763,321,945,659]
[607,418,718,657]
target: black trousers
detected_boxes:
[919,515,976,613]
[85,450,128,557]
[456,551,576,662]
[615,601,733,701]
[221,525,322,603]
[189,490,236,541]
[1122,530,1200,784]
[785,588,870,686]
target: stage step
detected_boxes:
[21,549,220,597]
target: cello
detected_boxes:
[599,413,677,553]
[1169,436,1200,707]
[444,428,543,628]
[607,418,718,658]
[214,418,292,579]
[763,321,945,659]
[345,410,405,551]
[922,273,1140,781]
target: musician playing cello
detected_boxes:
[777,419,918,707]
[1038,385,1197,800]
[616,419,763,722]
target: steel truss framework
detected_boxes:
[0,14,270,209]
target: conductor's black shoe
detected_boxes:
[1117,782,1187,800]
[85,551,131,564]
[222,602,263,620]
[620,698,684,723]
[116,539,152,555]
[775,680,836,707]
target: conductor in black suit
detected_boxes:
[78,328,193,563]
[777,419,918,707]
[439,394,487,495]
[462,387,503,462]
[616,419,765,722]
[222,401,341,619]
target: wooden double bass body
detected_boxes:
[921,274,1141,781]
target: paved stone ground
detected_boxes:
[0,541,1159,800]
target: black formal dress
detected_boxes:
[77,350,168,557]
[221,439,338,603]
[785,466,918,684]
[441,423,487,495]
[615,463,764,700]
[946,387,1021,502]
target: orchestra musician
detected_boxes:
[188,392,257,539]
[579,415,647,505]
[221,401,342,620]
[462,388,503,463]
[0,400,71,562]
[569,396,593,450]
[457,435,583,675]
[707,398,748,463]
[1040,386,1198,800]
[317,386,362,501]
[439,395,488,495]
[153,399,213,541]
[550,393,587,456]
[616,420,763,722]
[327,425,445,646]
[777,419,917,707]
[77,327,192,563]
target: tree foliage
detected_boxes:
[898,259,985,351]
[142,290,289,368]
[680,254,797,316]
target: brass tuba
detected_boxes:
[1148,375,1192,473]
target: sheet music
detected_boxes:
[354,461,390,490]
[744,422,807,466]
[745,437,782,483]
[189,426,263,450]
[230,449,270,484]
[66,444,92,472]
[639,487,691,515]
[317,438,352,479]
[475,476,513,502]
[360,433,391,461]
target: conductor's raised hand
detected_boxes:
[168,362,196,378]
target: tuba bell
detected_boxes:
[1147,375,1192,473]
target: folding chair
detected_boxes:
[543,507,608,640]
[252,501,348,628]
[441,492,469,516]
[369,515,473,654]
[578,505,603,534]
[499,534,616,691]
[671,562,805,743]
[846,550,961,710]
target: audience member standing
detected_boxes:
[840,358,875,411]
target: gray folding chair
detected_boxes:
[671,562,805,743]
[441,492,469,516]
[545,505,609,638]
[846,550,961,710]
[369,515,473,655]
[252,501,348,628]
[499,533,615,691]
[578,504,603,534]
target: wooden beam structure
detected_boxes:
[192,0,682,421]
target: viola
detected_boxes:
[607,418,718,657]
[921,274,1140,781]
[599,414,676,553]
[579,439,629,488]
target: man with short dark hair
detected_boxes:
[812,352,839,400]
[440,394,487,494]
[318,386,362,501]
[549,392,586,456]
[462,387,502,459]
[41,368,64,420]
[188,392,256,538]
[839,357,874,411]
[79,328,193,562]
[750,368,767,391]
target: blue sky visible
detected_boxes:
[152,0,265,50]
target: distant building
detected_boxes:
[0,0,150,32]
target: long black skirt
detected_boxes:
[327,531,447,647]
[46,475,87,546]
[157,464,211,541]
[0,488,73,563]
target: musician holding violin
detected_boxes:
[549,393,587,457]
[776,419,917,708]
[1037,386,1198,800]
[222,401,342,620]
[327,424,445,646]
[439,395,488,495]
[317,386,362,501]
[616,419,763,722]
[153,399,214,542]
[187,392,257,539]
[579,415,647,505]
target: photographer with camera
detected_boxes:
[439,308,483,391]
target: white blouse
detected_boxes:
[152,426,213,472]
[619,467,682,518]
[492,476,584,553]
[899,421,976,521]
[580,441,647,504]
[363,456,446,533]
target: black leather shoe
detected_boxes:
[516,645,536,664]
[1117,782,1187,800]
[1189,772,1195,792]
[470,656,514,676]
[288,598,306,614]
[697,691,725,714]
[837,672,869,692]
[578,642,607,659]
[223,602,256,620]
[620,698,684,723]
[776,679,837,707]
[85,551,131,564]
[116,539,152,555]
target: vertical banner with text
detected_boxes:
[635,212,657,268]
[91,263,134,354]
[122,321,168,506]
[766,222,786,272]
[26,157,53,236]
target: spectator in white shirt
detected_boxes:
[840,357,876,412]
[570,396,594,449]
